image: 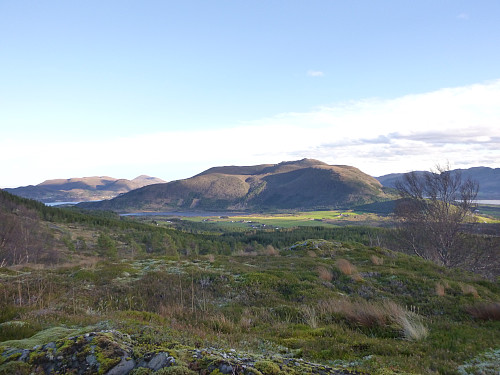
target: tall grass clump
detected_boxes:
[335,258,355,275]
[301,305,318,328]
[317,266,333,282]
[335,258,363,281]
[370,255,384,266]
[435,282,446,296]
[318,299,428,340]
[460,283,479,298]
[385,301,429,341]
[465,302,500,321]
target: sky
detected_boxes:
[1,0,500,188]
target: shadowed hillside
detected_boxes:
[79,159,392,212]
[376,166,500,200]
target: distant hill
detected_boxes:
[79,159,393,212]
[376,166,500,200]
[5,175,166,203]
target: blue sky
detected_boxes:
[1,1,500,187]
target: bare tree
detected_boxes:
[394,164,479,267]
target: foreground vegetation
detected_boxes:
[1,190,499,374]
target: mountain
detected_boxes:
[5,175,166,203]
[78,159,392,212]
[376,166,500,200]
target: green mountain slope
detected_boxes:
[80,159,391,212]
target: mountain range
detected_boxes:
[78,159,391,212]
[376,166,500,200]
[4,175,166,203]
[5,162,499,212]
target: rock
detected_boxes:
[219,363,234,374]
[86,354,98,367]
[106,358,136,375]
[147,352,171,371]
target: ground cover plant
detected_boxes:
[1,238,499,374]
[1,191,499,374]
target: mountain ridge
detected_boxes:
[376,166,500,199]
[78,159,391,212]
[5,175,166,203]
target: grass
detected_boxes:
[0,227,499,374]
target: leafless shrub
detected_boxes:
[465,302,500,321]
[394,164,479,267]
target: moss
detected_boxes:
[130,368,153,375]
[0,360,31,375]
[93,334,124,374]
[254,360,281,375]
[1,326,78,349]
[155,366,197,375]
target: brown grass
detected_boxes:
[435,282,446,297]
[465,302,500,321]
[460,283,479,298]
[370,255,384,266]
[318,298,428,340]
[317,266,333,282]
[335,258,356,275]
[262,245,279,256]
[307,250,317,258]
[318,298,388,327]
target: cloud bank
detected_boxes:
[2,80,500,187]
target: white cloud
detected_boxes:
[2,80,500,187]
[307,70,325,77]
[457,13,469,20]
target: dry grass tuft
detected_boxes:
[263,245,279,256]
[335,258,356,275]
[435,282,446,297]
[370,255,384,266]
[465,302,500,321]
[318,298,388,327]
[301,305,318,328]
[318,298,428,340]
[317,266,333,282]
[460,283,479,298]
[307,250,317,258]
